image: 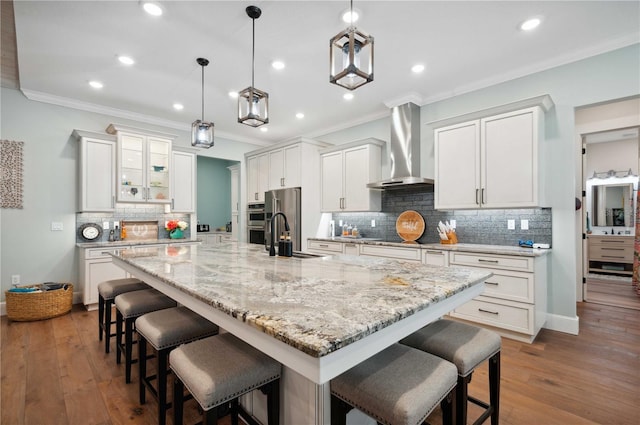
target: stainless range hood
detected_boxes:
[367,102,434,190]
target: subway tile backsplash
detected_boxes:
[332,188,552,246]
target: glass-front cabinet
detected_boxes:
[107,124,175,204]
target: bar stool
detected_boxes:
[170,333,281,425]
[331,343,457,425]
[400,320,501,425]
[98,277,148,353]
[136,307,220,425]
[115,288,177,383]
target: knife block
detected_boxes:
[440,231,458,244]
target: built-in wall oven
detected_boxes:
[247,203,266,245]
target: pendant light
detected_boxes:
[238,5,269,127]
[191,57,214,148]
[330,0,374,90]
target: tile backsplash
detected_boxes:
[76,204,190,243]
[332,188,552,246]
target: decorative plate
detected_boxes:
[78,223,103,242]
[396,210,425,242]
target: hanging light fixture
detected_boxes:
[329,0,374,90]
[191,57,214,148]
[238,5,269,127]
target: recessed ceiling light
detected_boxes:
[520,17,542,31]
[271,60,285,70]
[260,127,268,132]
[411,64,425,73]
[173,103,184,110]
[296,112,305,119]
[342,9,359,24]
[228,91,239,99]
[89,80,103,89]
[118,55,135,65]
[343,93,354,100]
[142,2,163,16]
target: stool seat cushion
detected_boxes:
[136,306,219,350]
[400,319,501,377]
[170,333,281,411]
[98,278,147,299]
[331,343,457,425]
[114,289,177,319]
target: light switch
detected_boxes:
[450,220,456,229]
[51,222,63,231]
[521,219,529,230]
[103,221,110,230]
[371,219,376,227]
[507,219,515,230]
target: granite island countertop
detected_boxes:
[77,239,200,249]
[111,242,491,358]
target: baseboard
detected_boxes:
[544,313,580,335]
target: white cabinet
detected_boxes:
[268,144,301,189]
[247,153,269,203]
[107,124,176,204]
[79,247,128,310]
[320,139,383,212]
[423,249,449,267]
[434,105,546,210]
[171,151,196,213]
[307,240,344,255]
[74,130,116,212]
[229,164,240,240]
[448,251,548,343]
[359,244,421,262]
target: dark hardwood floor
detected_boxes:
[2,302,639,425]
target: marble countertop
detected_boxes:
[309,238,551,257]
[111,242,491,358]
[77,239,200,249]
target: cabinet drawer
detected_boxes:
[307,240,343,253]
[451,296,533,335]
[450,252,533,272]
[472,267,534,303]
[344,243,359,256]
[359,244,421,262]
[423,250,449,267]
[86,248,122,259]
[589,244,633,262]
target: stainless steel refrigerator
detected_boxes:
[264,187,301,252]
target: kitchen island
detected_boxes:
[111,242,491,424]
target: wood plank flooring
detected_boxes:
[2,302,639,425]
[586,277,640,310]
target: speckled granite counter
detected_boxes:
[77,239,200,249]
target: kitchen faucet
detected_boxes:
[269,212,290,256]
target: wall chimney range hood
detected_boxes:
[367,102,434,190]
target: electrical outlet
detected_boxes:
[11,275,20,285]
[371,219,376,227]
[51,222,63,231]
[113,221,119,228]
[521,219,529,230]
[103,221,110,230]
[507,219,515,230]
[339,220,343,227]
[450,220,456,229]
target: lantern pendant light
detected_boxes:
[191,57,214,148]
[330,0,374,90]
[238,5,269,127]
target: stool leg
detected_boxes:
[266,379,280,425]
[125,317,134,383]
[489,352,500,425]
[173,377,184,425]
[441,387,456,425]
[456,374,471,425]
[158,348,169,425]
[116,310,123,364]
[330,395,352,425]
[203,407,218,425]
[104,299,113,354]
[139,335,147,404]
[98,294,105,341]
[230,399,239,425]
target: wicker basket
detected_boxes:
[5,283,73,321]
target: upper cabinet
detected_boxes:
[268,144,301,189]
[433,96,553,210]
[74,130,117,212]
[247,153,269,203]
[106,124,177,204]
[171,150,196,213]
[320,139,383,212]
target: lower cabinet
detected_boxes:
[307,240,344,254]
[80,247,128,310]
[358,244,421,262]
[448,251,548,343]
[423,249,449,267]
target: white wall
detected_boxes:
[0,88,260,302]
[586,138,639,177]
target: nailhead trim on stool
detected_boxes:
[97,278,148,353]
[114,288,177,383]
[136,307,220,425]
[400,319,501,425]
[330,343,458,425]
[170,333,281,425]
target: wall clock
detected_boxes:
[78,223,103,242]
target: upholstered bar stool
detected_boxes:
[136,306,220,425]
[170,333,281,425]
[400,320,501,425]
[98,277,148,353]
[331,343,458,425]
[114,288,177,383]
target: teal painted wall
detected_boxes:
[196,157,238,228]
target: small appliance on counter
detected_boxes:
[197,224,210,232]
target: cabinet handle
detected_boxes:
[479,308,499,315]
[475,189,480,205]
[255,192,258,201]
[171,199,175,210]
[485,281,499,285]
[601,247,624,251]
[281,177,284,187]
[319,244,329,248]
[478,259,499,263]
[482,188,486,204]
[602,255,625,259]
[602,240,625,243]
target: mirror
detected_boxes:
[586,174,638,230]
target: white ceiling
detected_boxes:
[12,1,640,146]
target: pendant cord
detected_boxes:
[251,17,256,89]
[201,64,205,121]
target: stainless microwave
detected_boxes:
[247,203,265,227]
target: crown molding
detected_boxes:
[302,108,390,140]
[383,93,424,109]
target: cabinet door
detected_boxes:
[283,144,301,188]
[118,133,145,202]
[321,151,344,211]
[79,137,115,212]
[247,155,260,203]
[481,108,537,208]
[146,137,171,204]
[343,146,373,211]
[171,151,196,212]
[84,259,127,307]
[256,154,269,202]
[229,165,239,214]
[434,121,480,209]
[268,149,284,190]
